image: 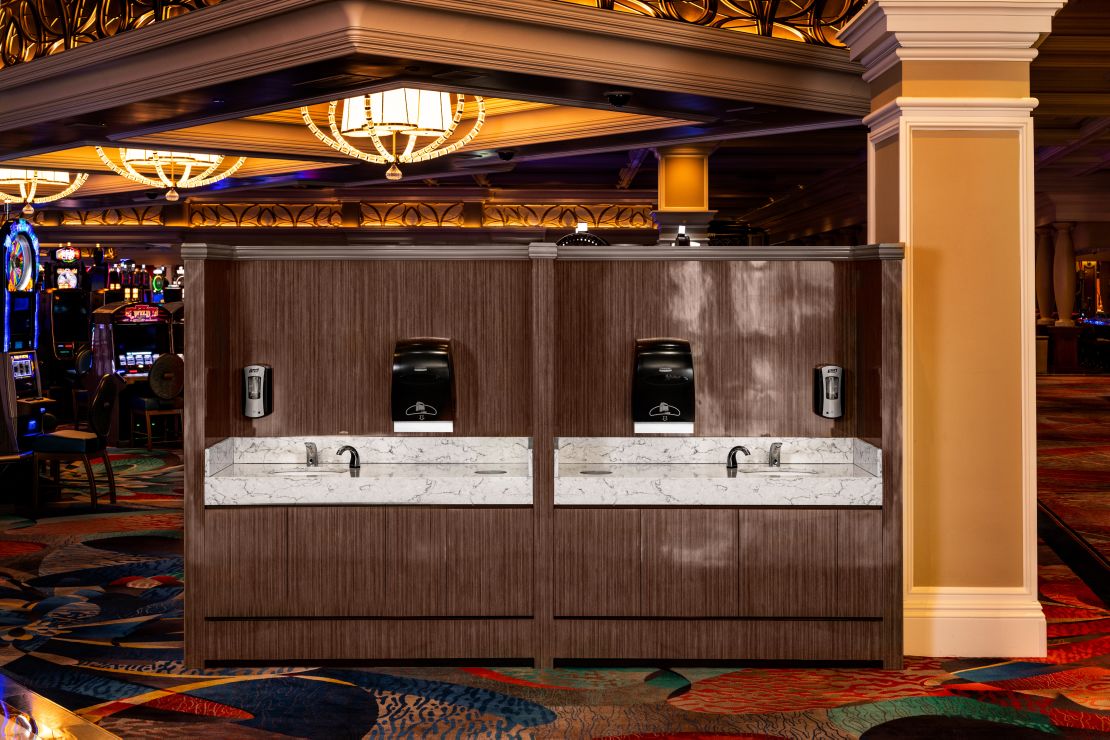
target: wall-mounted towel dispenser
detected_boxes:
[392,338,454,433]
[633,338,694,434]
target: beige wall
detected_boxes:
[908,130,1026,587]
[870,61,1031,111]
[658,147,710,211]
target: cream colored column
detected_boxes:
[841,0,1065,658]
[1052,222,1076,326]
[652,144,717,245]
[1035,226,1055,324]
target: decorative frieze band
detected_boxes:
[189,203,343,228]
[482,203,654,228]
[360,202,466,228]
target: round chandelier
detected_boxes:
[0,169,89,215]
[302,88,485,181]
[94,147,247,201]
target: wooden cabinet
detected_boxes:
[554,508,640,616]
[204,506,533,619]
[738,509,883,618]
[642,509,739,617]
[204,508,289,617]
[556,507,882,619]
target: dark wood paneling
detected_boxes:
[206,619,535,662]
[287,507,445,617]
[224,261,531,437]
[642,509,739,617]
[531,255,556,666]
[554,260,856,437]
[553,619,883,662]
[854,260,883,446]
[445,508,533,616]
[880,259,905,667]
[738,509,882,618]
[554,508,640,617]
[203,507,288,617]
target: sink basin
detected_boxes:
[735,468,816,476]
[268,469,345,477]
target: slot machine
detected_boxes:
[0,219,52,454]
[44,246,91,361]
[91,302,172,382]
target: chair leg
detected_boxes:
[102,451,117,505]
[31,453,40,513]
[145,413,153,451]
[51,460,60,488]
[81,454,97,508]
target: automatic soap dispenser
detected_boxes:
[633,338,695,434]
[392,338,454,433]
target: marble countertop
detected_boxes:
[555,462,881,507]
[206,463,532,506]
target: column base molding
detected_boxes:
[904,589,1046,657]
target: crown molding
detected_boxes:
[839,0,1067,80]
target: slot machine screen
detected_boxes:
[7,294,35,350]
[56,268,79,289]
[113,324,170,376]
[52,291,89,344]
[9,352,37,397]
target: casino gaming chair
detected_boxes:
[69,348,96,430]
[130,353,185,451]
[31,374,119,511]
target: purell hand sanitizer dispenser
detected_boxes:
[392,338,454,433]
[632,338,695,434]
[242,365,273,418]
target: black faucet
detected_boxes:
[337,445,360,476]
[726,445,751,469]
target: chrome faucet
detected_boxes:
[769,442,782,468]
[304,442,318,467]
[726,445,751,469]
[337,445,360,475]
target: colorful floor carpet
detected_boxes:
[0,451,1107,738]
[1038,375,1110,571]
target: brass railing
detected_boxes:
[0,0,222,69]
[557,0,865,46]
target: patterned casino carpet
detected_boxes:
[1038,375,1110,570]
[0,450,1106,738]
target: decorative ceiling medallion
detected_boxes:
[95,147,247,201]
[560,0,866,46]
[0,169,89,215]
[302,89,485,181]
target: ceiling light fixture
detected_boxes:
[0,169,89,215]
[94,147,247,201]
[302,88,485,181]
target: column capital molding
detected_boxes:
[839,0,1067,81]
[863,96,1039,137]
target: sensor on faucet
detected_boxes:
[769,442,782,468]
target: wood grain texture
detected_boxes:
[203,507,288,618]
[642,509,739,617]
[881,259,904,667]
[552,619,883,662]
[854,260,883,447]
[445,508,533,616]
[206,619,535,662]
[531,255,556,666]
[554,508,640,617]
[224,260,532,437]
[287,507,445,617]
[737,509,882,618]
[554,260,856,437]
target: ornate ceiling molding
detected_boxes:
[483,203,654,228]
[558,0,865,47]
[0,0,223,71]
[190,203,344,228]
[32,200,658,229]
[839,0,1067,82]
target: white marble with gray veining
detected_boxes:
[853,438,882,477]
[211,436,531,465]
[204,437,234,477]
[556,437,858,466]
[555,463,880,507]
[205,463,531,506]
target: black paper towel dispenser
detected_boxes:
[392,338,454,433]
[633,338,694,434]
